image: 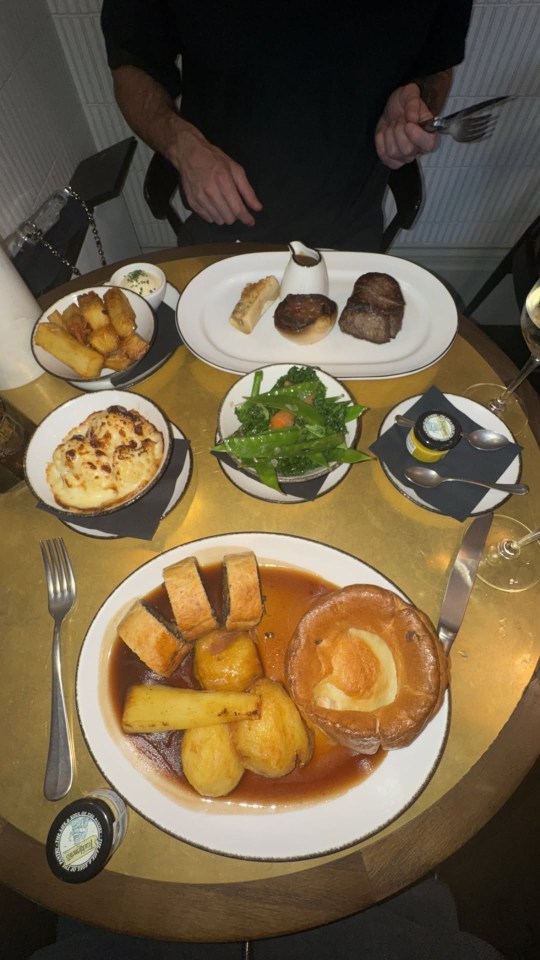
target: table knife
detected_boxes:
[437,512,494,654]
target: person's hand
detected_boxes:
[173,128,263,226]
[375,83,439,169]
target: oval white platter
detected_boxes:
[176,251,457,380]
[76,532,449,861]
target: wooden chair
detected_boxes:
[143,152,423,252]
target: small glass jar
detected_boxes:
[46,789,128,883]
[406,410,461,463]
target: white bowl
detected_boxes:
[109,262,167,311]
[216,363,360,484]
[31,285,156,391]
[24,390,172,517]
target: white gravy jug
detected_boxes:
[280,241,329,299]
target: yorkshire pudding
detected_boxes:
[286,584,448,754]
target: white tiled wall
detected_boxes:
[2,1,540,265]
[0,0,95,240]
[412,1,540,249]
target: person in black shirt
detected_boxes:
[101,1,473,249]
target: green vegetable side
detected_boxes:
[213,365,370,492]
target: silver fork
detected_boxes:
[419,94,514,142]
[40,538,77,801]
[420,112,496,142]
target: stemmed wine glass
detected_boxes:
[477,514,540,592]
[464,277,540,435]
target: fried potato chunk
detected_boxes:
[181,724,245,797]
[194,629,263,692]
[103,286,136,337]
[232,678,313,778]
[122,331,150,361]
[34,322,103,378]
[88,323,120,356]
[77,291,109,330]
[105,349,133,371]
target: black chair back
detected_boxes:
[465,214,540,315]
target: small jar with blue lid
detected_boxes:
[406,410,461,463]
[46,789,128,883]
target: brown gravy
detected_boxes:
[109,562,384,806]
[293,254,319,267]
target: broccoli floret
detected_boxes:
[236,401,269,435]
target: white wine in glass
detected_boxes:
[477,515,540,592]
[465,277,540,435]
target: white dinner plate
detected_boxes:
[76,532,449,861]
[68,282,181,391]
[176,252,457,380]
[378,394,520,515]
[62,424,192,539]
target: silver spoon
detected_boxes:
[394,414,510,451]
[404,465,529,495]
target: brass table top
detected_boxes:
[1,245,539,941]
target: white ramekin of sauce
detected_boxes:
[110,262,166,310]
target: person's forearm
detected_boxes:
[413,69,453,115]
[111,65,205,169]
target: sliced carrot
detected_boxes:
[270,410,295,430]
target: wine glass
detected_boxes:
[477,515,540,592]
[464,277,540,435]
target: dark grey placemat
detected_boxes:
[370,386,522,522]
[38,438,189,540]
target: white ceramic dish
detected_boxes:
[176,251,458,380]
[215,363,362,495]
[378,394,520,515]
[24,389,172,517]
[76,532,450,861]
[32,285,156,390]
[217,455,352,504]
[109,262,167,311]
[62,424,192,538]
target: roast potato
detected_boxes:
[194,629,263,692]
[181,724,245,797]
[232,678,312,778]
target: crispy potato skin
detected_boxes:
[286,584,448,754]
[181,724,245,797]
[232,678,313,778]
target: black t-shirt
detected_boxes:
[101,0,472,248]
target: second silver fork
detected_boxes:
[41,538,77,801]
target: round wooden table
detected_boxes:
[0,244,539,942]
